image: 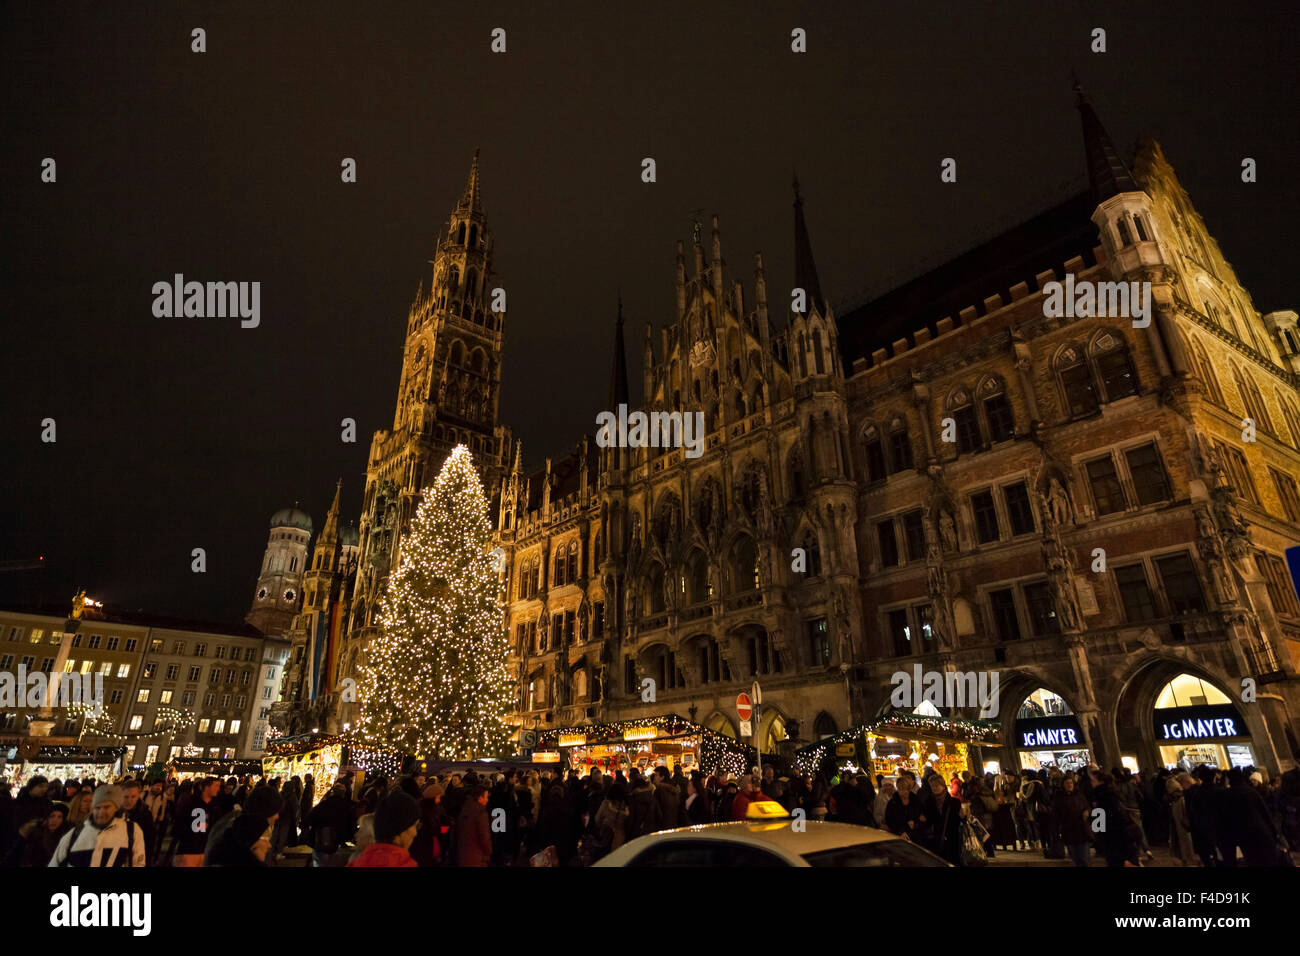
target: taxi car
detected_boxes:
[593,798,951,867]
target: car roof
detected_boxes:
[599,820,907,865]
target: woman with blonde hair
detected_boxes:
[66,787,95,826]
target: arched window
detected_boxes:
[862,423,886,481]
[647,563,666,613]
[1233,367,1274,434]
[946,388,982,454]
[1189,337,1224,405]
[465,268,478,303]
[1279,393,1300,449]
[697,637,723,684]
[813,711,837,739]
[567,541,579,583]
[812,329,826,374]
[797,332,808,377]
[802,531,821,577]
[731,537,759,592]
[1116,217,1132,247]
[789,449,807,498]
[468,224,478,248]
[887,416,913,473]
[1055,345,1099,418]
[978,377,1015,443]
[1133,215,1149,242]
[1090,331,1139,402]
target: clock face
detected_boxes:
[257,587,268,600]
[283,588,296,603]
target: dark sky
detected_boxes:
[2,1,1296,624]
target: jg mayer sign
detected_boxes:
[1154,705,1247,742]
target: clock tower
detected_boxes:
[245,505,311,637]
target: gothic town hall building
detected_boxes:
[263,91,1300,776]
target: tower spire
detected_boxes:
[458,147,482,213]
[1073,79,1139,203]
[609,295,630,408]
[792,173,825,315]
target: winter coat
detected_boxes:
[653,779,686,830]
[626,783,659,838]
[456,800,493,867]
[347,841,416,867]
[884,793,923,838]
[1169,793,1195,864]
[4,818,71,867]
[306,791,356,852]
[409,799,447,867]
[685,792,714,826]
[593,799,629,851]
[205,812,271,867]
[1054,789,1091,845]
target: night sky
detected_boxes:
[2,1,1296,625]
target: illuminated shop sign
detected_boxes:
[1016,716,1084,750]
[1155,705,1247,742]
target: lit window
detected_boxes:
[198,718,210,733]
[129,715,143,730]
[116,664,130,678]
[231,719,242,734]
[137,689,150,703]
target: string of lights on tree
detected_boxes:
[354,445,514,761]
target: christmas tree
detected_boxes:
[356,444,513,759]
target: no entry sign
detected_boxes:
[736,692,752,722]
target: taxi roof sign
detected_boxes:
[745,798,790,820]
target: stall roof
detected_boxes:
[536,714,757,777]
[795,711,1002,771]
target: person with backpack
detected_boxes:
[204,786,281,867]
[49,785,146,868]
[306,781,356,866]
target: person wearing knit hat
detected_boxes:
[92,784,124,812]
[348,790,419,867]
[48,785,146,867]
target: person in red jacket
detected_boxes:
[457,785,493,866]
[731,778,756,821]
[348,791,419,867]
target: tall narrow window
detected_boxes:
[971,491,1000,544]
[1094,337,1139,401]
[989,588,1020,641]
[863,426,886,482]
[877,520,899,568]
[1115,564,1159,622]
[1003,482,1035,536]
[1116,218,1132,246]
[1155,553,1206,614]
[901,510,926,562]
[983,391,1015,442]
[1057,348,1099,418]
[1023,582,1060,635]
[1125,444,1172,505]
[1086,455,1126,515]
[888,423,913,473]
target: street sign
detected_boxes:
[736,692,752,721]
[739,720,752,737]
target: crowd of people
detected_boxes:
[1,759,1296,867]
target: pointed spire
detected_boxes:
[458,148,482,213]
[792,173,825,314]
[319,480,342,543]
[609,295,630,408]
[512,439,522,475]
[1073,79,1139,203]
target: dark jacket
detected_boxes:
[652,779,685,830]
[919,791,963,864]
[626,783,659,838]
[4,818,71,867]
[171,795,221,856]
[123,803,156,864]
[409,798,447,867]
[306,790,356,853]
[686,792,714,825]
[204,812,270,867]
[884,792,923,838]
[1054,788,1091,844]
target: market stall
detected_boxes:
[167,758,263,783]
[3,746,128,789]
[535,715,754,778]
[795,712,1002,781]
[261,734,402,806]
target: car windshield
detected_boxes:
[801,840,950,867]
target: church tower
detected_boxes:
[334,152,513,731]
[245,506,311,637]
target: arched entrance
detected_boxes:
[704,711,737,740]
[1114,660,1258,773]
[1012,687,1091,772]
